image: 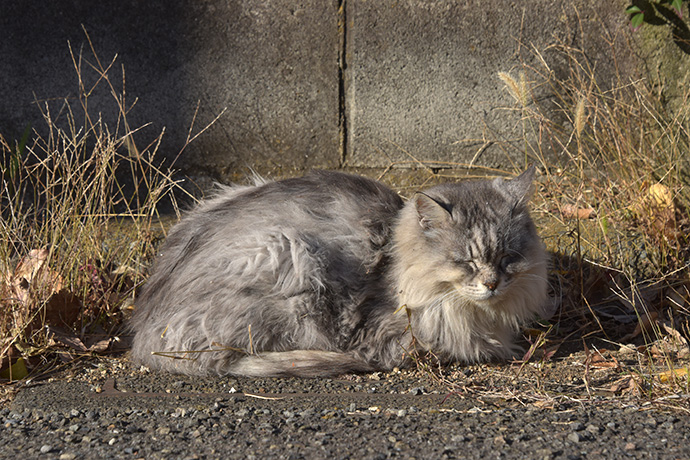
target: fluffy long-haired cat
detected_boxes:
[130,168,548,377]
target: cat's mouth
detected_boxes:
[453,282,505,303]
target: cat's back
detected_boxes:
[207,170,401,221]
[170,170,402,247]
[133,171,403,318]
[129,171,405,372]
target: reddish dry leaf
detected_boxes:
[588,350,620,370]
[561,204,595,219]
[608,376,637,394]
[47,327,87,352]
[87,339,112,353]
[589,360,619,369]
[47,327,114,355]
[4,249,82,341]
[542,344,560,361]
[52,334,88,353]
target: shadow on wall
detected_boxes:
[0,1,192,149]
[1,1,342,185]
[628,0,690,54]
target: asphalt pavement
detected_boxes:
[2,359,690,459]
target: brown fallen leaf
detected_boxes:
[561,203,595,219]
[87,339,112,353]
[590,360,619,369]
[607,376,637,394]
[47,327,87,352]
[588,349,620,370]
[11,249,63,304]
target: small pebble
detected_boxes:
[624,442,637,451]
[40,445,52,454]
[567,432,580,443]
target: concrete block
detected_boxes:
[0,1,341,183]
[344,0,634,169]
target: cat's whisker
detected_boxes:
[518,273,550,284]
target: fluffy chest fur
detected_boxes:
[129,169,548,377]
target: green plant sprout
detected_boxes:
[626,0,684,30]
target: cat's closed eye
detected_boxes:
[453,258,477,274]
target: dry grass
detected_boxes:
[0,36,186,380]
[496,38,690,401]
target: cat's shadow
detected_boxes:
[525,250,665,361]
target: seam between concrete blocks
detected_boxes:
[338,0,348,167]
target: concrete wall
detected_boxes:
[1,1,643,184]
[344,0,636,168]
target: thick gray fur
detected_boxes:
[130,169,548,377]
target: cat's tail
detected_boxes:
[223,350,376,378]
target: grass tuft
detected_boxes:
[0,35,185,380]
[500,36,690,400]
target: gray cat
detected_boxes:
[130,168,548,377]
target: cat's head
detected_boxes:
[399,166,546,307]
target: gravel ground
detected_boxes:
[2,353,690,459]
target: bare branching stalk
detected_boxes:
[0,37,196,379]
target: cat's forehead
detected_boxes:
[425,180,512,212]
[424,180,528,240]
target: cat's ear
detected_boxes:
[414,193,452,230]
[498,165,536,207]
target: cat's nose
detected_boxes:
[483,280,498,292]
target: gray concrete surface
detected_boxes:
[1,1,642,182]
[1,0,340,183]
[344,0,635,168]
